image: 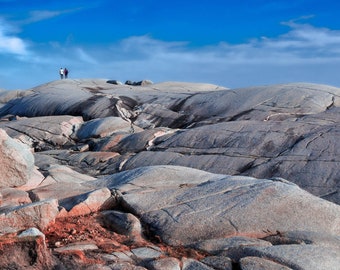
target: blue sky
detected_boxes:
[2,0,340,90]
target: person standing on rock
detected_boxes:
[64,68,69,79]
[59,68,64,79]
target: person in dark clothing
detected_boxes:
[64,68,69,79]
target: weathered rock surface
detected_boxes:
[239,256,292,270]
[0,129,43,188]
[0,79,339,269]
[94,166,340,246]
[242,245,340,270]
[0,199,59,234]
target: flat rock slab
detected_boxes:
[122,116,340,203]
[240,256,292,270]
[193,236,272,256]
[242,244,340,270]
[96,166,340,246]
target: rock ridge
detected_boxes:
[0,79,339,269]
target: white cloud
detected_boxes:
[24,8,83,24]
[91,22,340,86]
[75,47,98,64]
[0,19,29,56]
[116,21,340,63]
[26,10,66,23]
[3,20,340,89]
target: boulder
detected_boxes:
[107,80,123,85]
[58,188,114,217]
[0,129,37,188]
[200,256,233,270]
[146,257,181,270]
[0,187,31,208]
[101,210,143,242]
[0,199,59,235]
[125,80,153,86]
[182,258,215,270]
[28,164,97,202]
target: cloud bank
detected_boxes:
[2,18,340,89]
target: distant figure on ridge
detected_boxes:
[64,68,69,79]
[59,68,64,79]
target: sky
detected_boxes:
[2,0,340,90]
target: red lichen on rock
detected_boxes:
[43,213,133,253]
[43,212,208,261]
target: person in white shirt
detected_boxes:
[59,68,64,79]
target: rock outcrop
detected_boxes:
[0,79,339,269]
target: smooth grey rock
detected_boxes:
[0,89,33,103]
[263,230,340,248]
[122,117,340,203]
[34,150,66,169]
[84,265,113,270]
[106,127,176,154]
[18,227,45,239]
[98,166,340,246]
[0,80,338,268]
[131,246,163,260]
[29,164,98,202]
[0,79,139,121]
[58,187,113,217]
[147,257,181,270]
[35,150,120,176]
[108,262,147,270]
[1,80,338,203]
[0,129,36,188]
[0,199,59,235]
[240,256,292,270]
[54,242,99,253]
[193,237,272,260]
[112,251,135,262]
[0,187,31,208]
[91,133,129,152]
[179,83,340,123]
[182,258,215,270]
[76,116,133,140]
[42,164,96,184]
[242,245,340,270]
[200,256,233,270]
[0,115,83,150]
[133,103,190,129]
[150,81,227,92]
[100,210,143,240]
